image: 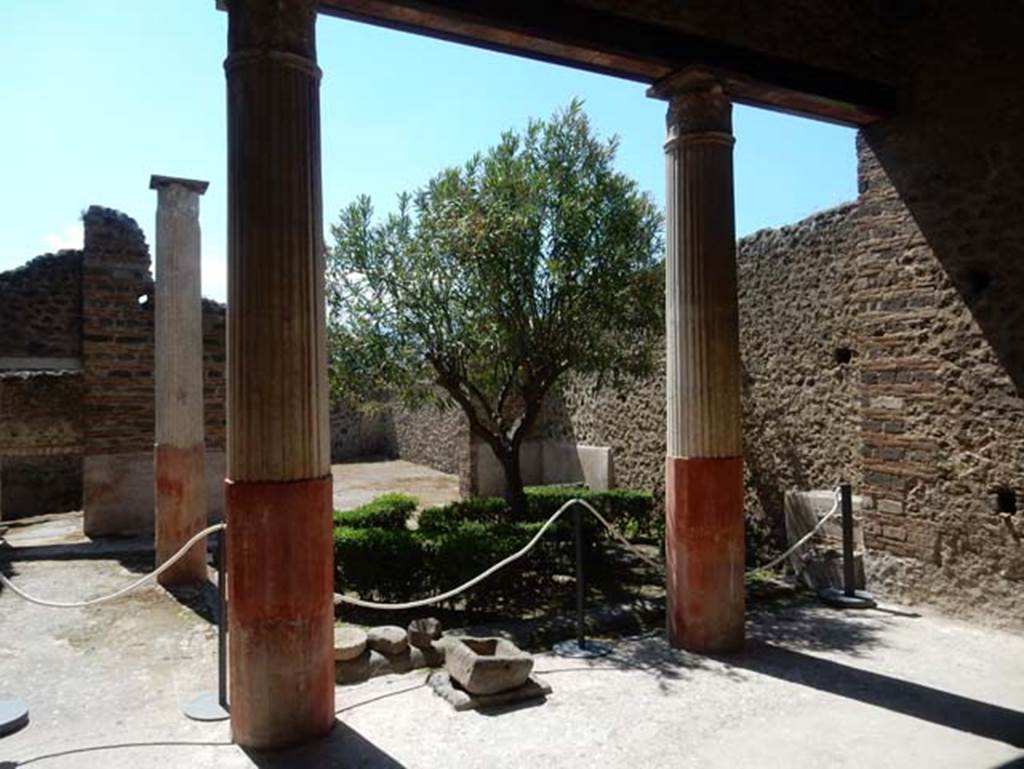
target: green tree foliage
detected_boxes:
[327,101,663,515]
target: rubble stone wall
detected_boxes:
[0,250,82,362]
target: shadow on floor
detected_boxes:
[4,722,405,768]
[747,602,892,656]
[244,720,407,768]
[727,641,1024,749]
[3,740,233,767]
[0,535,221,625]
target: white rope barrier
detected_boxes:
[1,487,842,611]
[0,523,225,608]
[746,487,841,574]
[336,497,653,610]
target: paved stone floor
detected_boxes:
[331,459,461,512]
[2,519,1023,768]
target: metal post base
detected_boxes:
[819,588,877,609]
[553,639,613,659]
[0,696,29,738]
[184,692,229,722]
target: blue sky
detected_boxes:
[0,1,857,301]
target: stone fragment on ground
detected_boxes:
[336,642,446,685]
[407,617,443,648]
[334,625,368,661]
[367,625,409,655]
[428,670,552,712]
[444,636,534,695]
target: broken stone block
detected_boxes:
[428,670,551,712]
[444,637,534,696]
[367,625,409,656]
[334,625,368,662]
[335,649,371,685]
[407,617,443,648]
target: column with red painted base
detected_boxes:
[224,0,334,749]
[649,70,745,653]
[151,175,209,587]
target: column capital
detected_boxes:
[223,0,316,53]
[149,175,209,195]
[647,67,732,136]
[225,0,318,75]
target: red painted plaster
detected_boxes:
[665,456,745,652]
[226,475,335,749]
[155,442,207,586]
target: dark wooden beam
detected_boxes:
[317,0,897,125]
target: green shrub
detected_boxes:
[333,526,425,601]
[417,496,508,533]
[333,492,418,530]
[523,485,657,540]
[429,521,553,612]
[333,486,657,612]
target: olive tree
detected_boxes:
[327,101,662,516]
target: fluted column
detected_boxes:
[151,175,209,587]
[224,0,333,749]
[649,70,744,653]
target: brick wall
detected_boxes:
[0,370,84,519]
[0,250,82,361]
[78,206,227,455]
[202,299,227,451]
[80,207,156,456]
[530,134,1024,627]
[0,207,228,519]
[0,371,84,456]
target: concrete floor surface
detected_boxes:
[2,522,1023,768]
[330,460,461,512]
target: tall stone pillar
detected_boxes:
[649,70,745,653]
[151,175,209,586]
[224,0,334,749]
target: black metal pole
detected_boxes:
[840,482,855,597]
[574,505,586,648]
[217,528,228,711]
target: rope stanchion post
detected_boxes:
[184,528,230,722]
[819,481,877,609]
[552,503,611,659]
[841,483,856,597]
[0,696,29,739]
[218,527,228,712]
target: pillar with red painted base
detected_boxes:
[151,175,209,587]
[224,0,334,749]
[649,70,745,653]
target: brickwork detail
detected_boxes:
[0,207,228,518]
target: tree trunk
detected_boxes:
[498,447,528,519]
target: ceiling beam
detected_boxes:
[317,0,897,126]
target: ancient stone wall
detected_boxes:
[851,1,1024,626]
[537,132,1024,627]
[80,207,157,457]
[0,250,82,365]
[329,402,390,462]
[0,370,85,519]
[0,208,228,522]
[384,404,470,481]
[202,299,227,451]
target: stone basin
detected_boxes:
[444,637,534,696]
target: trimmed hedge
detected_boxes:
[333,492,417,530]
[418,486,656,539]
[417,497,508,532]
[521,485,657,540]
[333,487,657,612]
[333,526,425,601]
